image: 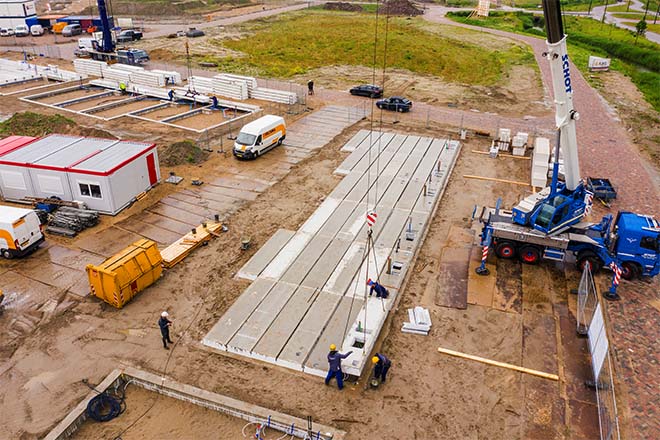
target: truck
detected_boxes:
[0,206,44,259]
[116,29,142,43]
[475,0,660,300]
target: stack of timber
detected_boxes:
[401,306,432,335]
[46,206,99,237]
[160,220,225,268]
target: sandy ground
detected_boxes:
[72,385,248,439]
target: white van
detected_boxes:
[14,24,30,37]
[30,24,44,36]
[0,206,44,259]
[233,115,286,159]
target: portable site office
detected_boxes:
[0,134,160,215]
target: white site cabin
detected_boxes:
[0,134,160,215]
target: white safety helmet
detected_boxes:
[161,311,169,317]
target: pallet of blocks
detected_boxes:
[160,221,225,268]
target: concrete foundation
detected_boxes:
[203,130,461,377]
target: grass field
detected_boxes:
[447,11,660,111]
[208,10,535,85]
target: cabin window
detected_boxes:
[641,236,658,251]
[79,183,102,199]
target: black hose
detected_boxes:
[86,390,126,422]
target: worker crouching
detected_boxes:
[325,344,353,390]
[367,279,389,299]
[372,353,392,383]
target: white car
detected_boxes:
[14,24,30,37]
[0,27,15,37]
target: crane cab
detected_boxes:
[611,212,660,279]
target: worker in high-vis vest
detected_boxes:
[119,82,127,94]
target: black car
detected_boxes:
[117,29,143,43]
[349,84,383,98]
[376,96,412,112]
[186,28,205,38]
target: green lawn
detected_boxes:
[447,11,660,111]
[612,12,649,19]
[208,10,535,84]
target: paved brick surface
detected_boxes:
[421,8,660,437]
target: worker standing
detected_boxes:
[119,82,127,95]
[325,344,352,390]
[367,279,389,299]
[307,80,314,96]
[158,311,174,350]
[372,353,392,383]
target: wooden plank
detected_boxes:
[160,221,225,268]
[463,175,531,186]
[437,347,559,381]
[472,150,531,160]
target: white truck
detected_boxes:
[0,206,44,259]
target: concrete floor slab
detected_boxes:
[303,296,365,376]
[250,285,317,364]
[203,278,276,349]
[227,281,299,353]
[237,229,296,281]
[204,130,461,377]
[340,129,370,152]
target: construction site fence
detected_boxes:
[575,265,621,440]
[1,44,63,60]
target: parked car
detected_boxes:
[14,24,29,37]
[376,96,413,112]
[30,24,45,36]
[117,29,143,43]
[0,27,15,37]
[62,24,83,37]
[185,28,204,38]
[349,84,383,98]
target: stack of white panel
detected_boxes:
[112,64,144,72]
[102,68,131,83]
[188,76,248,100]
[532,137,550,188]
[497,128,511,152]
[74,59,107,77]
[152,70,182,85]
[90,79,120,90]
[401,306,432,335]
[215,73,257,93]
[129,71,166,87]
[512,132,529,156]
[251,87,297,105]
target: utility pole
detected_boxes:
[601,0,609,23]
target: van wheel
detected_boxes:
[277,138,283,146]
[1,249,13,259]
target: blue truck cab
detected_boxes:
[611,212,660,279]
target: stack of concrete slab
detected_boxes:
[112,64,144,73]
[203,130,461,378]
[497,128,511,152]
[215,73,257,93]
[0,58,82,85]
[129,70,167,88]
[152,70,183,85]
[102,67,132,83]
[512,132,529,156]
[73,59,106,77]
[188,76,249,100]
[401,306,432,335]
[251,87,297,105]
[532,137,550,188]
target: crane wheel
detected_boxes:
[495,241,516,259]
[576,251,603,274]
[519,245,541,265]
[620,262,640,281]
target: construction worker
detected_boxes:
[372,353,392,383]
[211,95,219,109]
[119,82,127,95]
[168,89,175,101]
[325,344,352,390]
[367,279,389,299]
[307,79,314,96]
[158,311,174,350]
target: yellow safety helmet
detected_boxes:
[372,356,379,364]
[329,344,336,351]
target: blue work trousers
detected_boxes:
[325,369,344,389]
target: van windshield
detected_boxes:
[236,132,256,146]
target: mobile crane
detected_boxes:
[475,0,660,300]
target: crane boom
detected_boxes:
[541,0,580,191]
[97,0,114,53]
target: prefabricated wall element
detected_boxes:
[531,137,550,188]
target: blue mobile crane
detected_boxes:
[475,0,660,300]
